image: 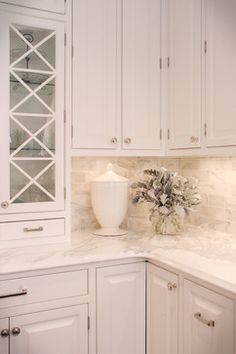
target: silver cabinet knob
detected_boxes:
[190,136,199,143]
[110,137,117,144]
[167,282,177,291]
[1,329,10,338]
[11,327,21,336]
[124,137,131,144]
[1,201,9,209]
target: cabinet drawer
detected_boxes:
[0,270,88,309]
[0,219,65,241]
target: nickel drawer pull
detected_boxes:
[0,289,27,299]
[23,226,43,233]
[194,312,215,327]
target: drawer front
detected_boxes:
[0,219,65,241]
[0,270,88,308]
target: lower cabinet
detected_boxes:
[147,263,178,354]
[96,262,145,354]
[0,305,88,354]
[183,280,234,354]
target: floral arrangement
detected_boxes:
[131,168,201,234]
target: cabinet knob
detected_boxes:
[190,136,199,143]
[1,329,10,338]
[124,137,131,144]
[11,327,21,336]
[167,282,177,291]
[110,137,117,144]
[1,201,9,209]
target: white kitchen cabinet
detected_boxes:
[147,263,178,354]
[122,0,162,150]
[167,0,202,150]
[205,0,236,148]
[0,4,67,246]
[0,319,9,354]
[72,0,119,150]
[0,1,65,14]
[183,279,234,354]
[96,262,145,354]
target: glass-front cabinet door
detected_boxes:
[0,8,65,214]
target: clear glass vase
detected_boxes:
[150,210,185,235]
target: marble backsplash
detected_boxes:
[72,157,236,234]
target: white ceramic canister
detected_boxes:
[91,164,129,236]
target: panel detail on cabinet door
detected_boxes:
[183,280,234,354]
[0,318,9,354]
[72,0,119,149]
[97,263,145,354]
[147,264,178,354]
[0,1,65,13]
[10,305,88,354]
[122,0,161,150]
[206,0,236,147]
[167,0,202,149]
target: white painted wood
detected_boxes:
[10,305,88,354]
[0,270,88,309]
[0,0,65,14]
[97,262,145,354]
[183,280,234,354]
[122,0,161,150]
[147,263,178,354]
[167,0,202,150]
[205,0,236,147]
[0,318,9,354]
[0,218,65,241]
[72,0,119,149]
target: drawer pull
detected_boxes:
[194,312,215,327]
[0,289,27,299]
[23,226,43,233]
[11,327,21,336]
[167,282,177,291]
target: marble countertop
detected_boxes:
[1,225,236,294]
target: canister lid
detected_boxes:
[92,163,129,183]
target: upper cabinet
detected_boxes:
[167,0,202,150]
[0,1,65,14]
[205,0,236,148]
[122,0,162,150]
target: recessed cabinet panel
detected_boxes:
[72,0,119,149]
[0,318,9,354]
[10,305,88,354]
[206,0,236,147]
[183,280,234,354]
[122,0,161,150]
[167,0,202,150]
[0,1,65,14]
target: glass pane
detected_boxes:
[10,27,28,65]
[14,96,52,114]
[13,115,53,134]
[36,78,55,111]
[36,121,55,152]
[10,164,30,199]
[10,73,30,109]
[15,52,52,71]
[38,35,55,68]
[10,119,29,152]
[14,160,51,178]
[37,165,55,197]
[14,184,53,203]
[14,140,51,157]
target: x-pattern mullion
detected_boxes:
[10,25,56,72]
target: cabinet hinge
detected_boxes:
[204,40,207,54]
[64,187,66,200]
[72,45,74,58]
[88,316,90,330]
[71,125,74,138]
[204,123,207,137]
[167,129,170,140]
[167,57,170,68]
[64,110,66,123]
[64,33,67,46]
[160,129,162,140]
[159,58,162,70]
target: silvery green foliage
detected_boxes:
[131,167,201,217]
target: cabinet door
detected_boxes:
[147,264,178,354]
[122,0,161,150]
[0,1,65,14]
[167,0,202,150]
[97,262,145,354]
[205,0,236,147]
[183,280,234,354]
[10,305,88,354]
[0,318,9,354]
[72,0,119,149]
[0,8,65,214]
